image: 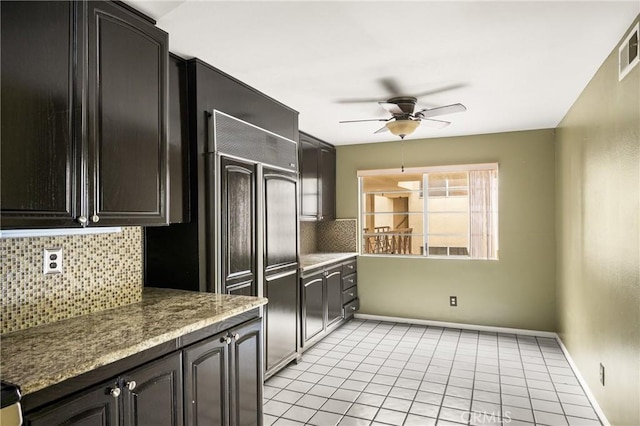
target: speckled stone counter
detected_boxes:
[0,288,267,395]
[300,252,358,272]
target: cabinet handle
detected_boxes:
[77,216,88,225]
[125,380,136,391]
[221,336,231,344]
[91,214,100,223]
[349,293,354,297]
[233,333,240,341]
[109,387,121,398]
[350,306,357,311]
[348,279,354,283]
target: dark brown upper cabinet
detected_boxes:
[0,1,169,229]
[299,131,336,221]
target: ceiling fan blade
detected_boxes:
[339,118,389,123]
[378,102,404,115]
[412,83,467,98]
[374,125,389,134]
[336,97,388,104]
[416,103,467,118]
[379,77,403,96]
[420,118,451,129]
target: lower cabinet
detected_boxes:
[25,353,183,426]
[24,316,262,426]
[301,257,359,348]
[184,317,262,426]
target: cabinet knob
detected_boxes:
[77,216,88,225]
[91,214,100,223]
[348,279,354,283]
[351,306,357,311]
[109,387,121,398]
[349,293,354,297]
[221,336,231,344]
[233,333,240,341]
[125,380,136,391]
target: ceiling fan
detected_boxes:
[338,78,467,139]
[340,96,467,139]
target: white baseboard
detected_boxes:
[555,336,610,426]
[353,313,558,338]
[353,313,609,425]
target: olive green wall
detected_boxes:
[555,16,639,426]
[336,129,557,331]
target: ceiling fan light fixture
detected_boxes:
[385,119,420,138]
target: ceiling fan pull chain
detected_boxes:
[401,139,405,173]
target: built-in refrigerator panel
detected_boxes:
[218,156,257,296]
[263,167,298,374]
[211,111,300,377]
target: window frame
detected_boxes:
[357,162,499,260]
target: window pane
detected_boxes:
[426,172,469,257]
[359,165,497,260]
[362,173,423,256]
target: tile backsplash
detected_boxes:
[1,227,143,334]
[301,218,358,254]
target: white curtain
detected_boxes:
[469,169,499,259]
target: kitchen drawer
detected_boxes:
[342,286,357,305]
[342,273,357,291]
[342,259,357,275]
[343,298,359,319]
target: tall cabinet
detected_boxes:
[145,59,300,378]
[1,1,169,228]
[299,131,336,221]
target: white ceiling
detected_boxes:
[126,0,639,145]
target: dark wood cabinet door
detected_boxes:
[302,273,325,344]
[220,157,257,294]
[265,270,298,373]
[24,380,119,426]
[86,1,168,226]
[326,266,343,327]
[229,318,263,426]
[299,137,319,219]
[319,143,336,221]
[0,1,81,228]
[263,168,298,273]
[183,332,229,426]
[123,352,183,426]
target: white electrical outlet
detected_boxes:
[43,248,63,275]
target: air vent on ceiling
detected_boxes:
[618,22,639,81]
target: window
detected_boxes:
[359,163,498,259]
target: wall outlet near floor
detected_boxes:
[43,247,63,275]
[449,296,458,307]
[599,363,605,386]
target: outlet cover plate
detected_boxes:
[44,248,63,275]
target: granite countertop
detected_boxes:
[300,252,358,271]
[0,288,267,395]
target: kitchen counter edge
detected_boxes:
[300,252,358,272]
[0,288,267,395]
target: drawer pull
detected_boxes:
[349,292,354,297]
[350,306,357,311]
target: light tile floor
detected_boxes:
[264,319,602,426]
